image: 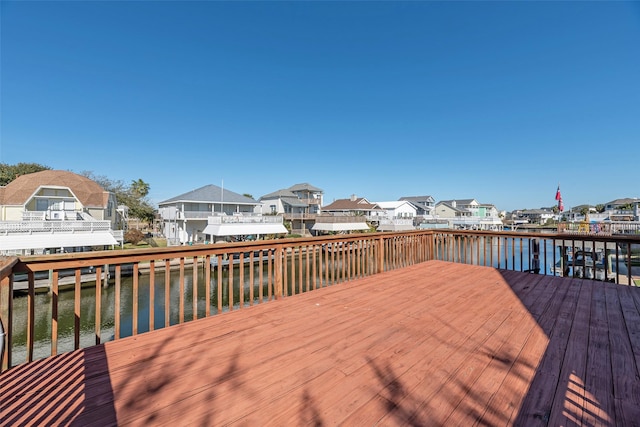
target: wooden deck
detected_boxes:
[2,260,640,426]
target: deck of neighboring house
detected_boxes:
[2,260,640,426]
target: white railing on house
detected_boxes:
[207,214,284,225]
[0,220,113,235]
[377,218,414,226]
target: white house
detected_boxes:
[158,184,287,244]
[0,170,123,255]
[435,199,503,230]
[399,195,435,217]
[372,200,417,232]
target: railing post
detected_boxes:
[377,236,385,274]
[274,246,283,299]
[0,274,13,372]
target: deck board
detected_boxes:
[2,260,640,426]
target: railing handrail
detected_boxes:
[2,228,638,373]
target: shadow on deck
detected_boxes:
[1,260,639,426]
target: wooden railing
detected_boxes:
[0,231,432,371]
[1,229,638,373]
[432,229,639,285]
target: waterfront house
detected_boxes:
[311,195,379,234]
[0,170,123,255]
[399,195,435,217]
[602,198,640,221]
[257,183,324,235]
[158,184,287,245]
[435,199,503,230]
[371,200,417,232]
[513,208,555,225]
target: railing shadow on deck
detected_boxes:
[0,345,117,425]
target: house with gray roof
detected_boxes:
[399,195,435,217]
[258,183,324,235]
[158,184,286,244]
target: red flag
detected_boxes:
[555,185,564,212]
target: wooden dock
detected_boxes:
[1,260,639,426]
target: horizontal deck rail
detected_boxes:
[1,229,638,373]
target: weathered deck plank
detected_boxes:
[2,260,640,426]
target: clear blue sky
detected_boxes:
[2,1,639,212]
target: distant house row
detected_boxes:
[155,183,505,245]
[15,171,639,254]
[512,198,640,226]
[0,170,511,254]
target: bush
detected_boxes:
[124,229,146,245]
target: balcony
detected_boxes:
[1,230,639,424]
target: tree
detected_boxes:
[131,179,150,198]
[0,162,51,185]
[80,172,155,227]
[596,204,605,213]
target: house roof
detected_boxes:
[376,201,415,210]
[435,201,467,213]
[322,198,380,212]
[399,196,434,202]
[0,170,110,208]
[159,185,257,205]
[260,189,298,200]
[288,183,323,193]
[439,199,478,206]
[605,198,639,206]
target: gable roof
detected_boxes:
[0,170,110,208]
[439,199,478,207]
[159,184,256,205]
[260,189,298,200]
[399,196,434,202]
[376,201,415,210]
[288,183,323,193]
[322,198,380,212]
[435,201,468,213]
[605,198,639,206]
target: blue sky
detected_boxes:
[2,1,639,212]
